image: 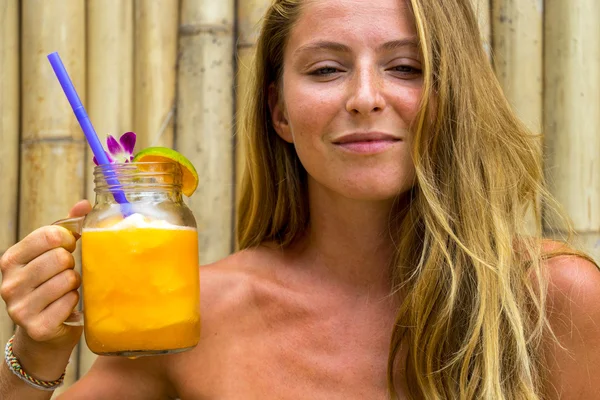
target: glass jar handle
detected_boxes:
[52,216,85,326]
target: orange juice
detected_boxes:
[81,224,200,355]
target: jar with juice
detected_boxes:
[55,161,200,357]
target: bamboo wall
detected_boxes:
[0,0,598,393]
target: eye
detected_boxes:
[389,65,422,77]
[310,66,340,76]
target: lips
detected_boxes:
[332,132,402,144]
[332,132,402,154]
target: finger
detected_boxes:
[0,226,76,271]
[0,248,74,302]
[25,248,76,290]
[24,269,81,319]
[26,290,80,343]
[67,200,92,218]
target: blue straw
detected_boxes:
[47,52,130,213]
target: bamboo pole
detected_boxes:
[134,0,179,150]
[85,1,134,201]
[0,0,19,346]
[492,0,543,234]
[470,0,491,57]
[544,0,600,263]
[177,0,235,263]
[235,0,271,202]
[21,0,86,392]
[492,0,542,132]
[80,2,134,377]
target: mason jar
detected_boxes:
[54,162,200,357]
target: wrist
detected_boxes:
[10,331,75,382]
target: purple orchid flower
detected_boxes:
[93,132,137,165]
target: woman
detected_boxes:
[1,0,599,399]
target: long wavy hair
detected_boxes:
[236,0,596,398]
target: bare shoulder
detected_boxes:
[198,245,286,319]
[161,245,294,397]
[542,243,600,399]
[543,243,600,322]
[60,249,279,399]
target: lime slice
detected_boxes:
[132,147,198,197]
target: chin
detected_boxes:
[337,170,415,199]
[307,168,416,203]
[338,182,412,202]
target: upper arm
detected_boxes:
[56,354,176,400]
[544,254,600,399]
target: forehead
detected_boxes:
[288,0,416,49]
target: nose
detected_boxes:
[345,66,386,116]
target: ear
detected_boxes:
[268,83,293,143]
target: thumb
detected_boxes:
[67,199,92,218]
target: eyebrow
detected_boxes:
[293,38,419,56]
[379,38,419,52]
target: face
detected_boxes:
[270,0,422,202]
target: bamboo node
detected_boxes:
[180,23,231,36]
[237,41,256,49]
[21,138,86,146]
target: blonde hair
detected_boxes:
[236,0,596,399]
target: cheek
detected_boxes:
[388,85,423,126]
[284,82,342,139]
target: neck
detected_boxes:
[288,179,404,295]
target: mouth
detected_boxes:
[332,132,402,154]
[333,132,402,144]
